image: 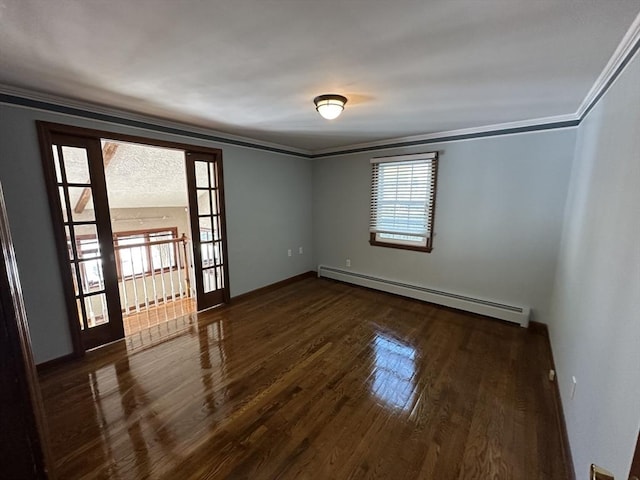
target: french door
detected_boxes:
[185,151,230,310]
[38,122,230,355]
[40,130,124,350]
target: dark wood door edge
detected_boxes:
[1,181,55,478]
[529,320,576,480]
[230,271,317,304]
[630,430,640,479]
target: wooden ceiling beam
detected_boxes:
[74,142,118,214]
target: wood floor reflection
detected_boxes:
[123,297,196,337]
[39,278,567,479]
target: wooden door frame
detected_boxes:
[36,122,229,357]
[0,180,55,478]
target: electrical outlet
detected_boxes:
[287,249,292,257]
[299,246,303,254]
[346,259,351,267]
[570,376,577,399]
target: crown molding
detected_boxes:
[2,11,639,159]
[309,114,579,157]
[0,84,312,158]
[576,11,640,119]
[310,12,640,158]
[0,83,583,159]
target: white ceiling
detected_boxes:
[103,141,188,209]
[1,1,639,152]
[61,141,188,209]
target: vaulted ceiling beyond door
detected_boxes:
[1,1,639,151]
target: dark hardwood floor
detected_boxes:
[39,278,567,479]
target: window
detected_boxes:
[199,227,219,268]
[113,228,179,278]
[369,152,438,252]
[77,237,103,289]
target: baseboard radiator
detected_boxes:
[317,265,530,327]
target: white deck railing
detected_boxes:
[114,234,194,314]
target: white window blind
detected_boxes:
[369,152,437,246]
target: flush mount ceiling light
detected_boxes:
[314,94,348,120]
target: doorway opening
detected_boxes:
[100,140,195,336]
[37,122,230,354]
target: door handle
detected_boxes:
[591,464,614,480]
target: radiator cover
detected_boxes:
[317,265,530,327]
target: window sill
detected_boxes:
[369,238,433,253]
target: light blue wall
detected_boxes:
[549,50,640,478]
[0,105,314,363]
[313,129,577,324]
